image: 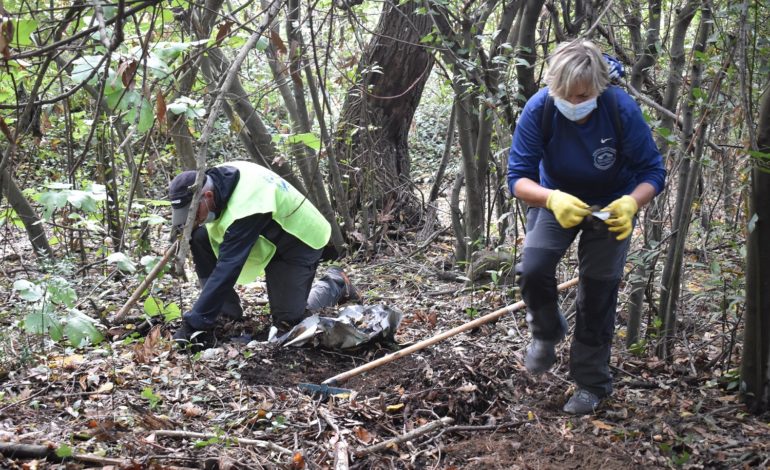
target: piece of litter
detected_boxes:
[592,211,610,221]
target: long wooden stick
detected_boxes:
[323,277,579,386]
[112,240,179,323]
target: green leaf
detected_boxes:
[13,279,43,302]
[55,445,73,458]
[194,436,220,448]
[64,310,104,347]
[255,36,269,51]
[140,255,161,272]
[137,98,155,133]
[285,132,321,151]
[163,302,181,322]
[24,307,62,339]
[166,100,189,115]
[141,387,162,409]
[138,214,166,225]
[145,54,172,79]
[67,190,100,213]
[709,260,721,276]
[13,19,38,47]
[691,87,707,100]
[143,297,162,317]
[748,150,770,161]
[107,252,137,273]
[49,277,77,308]
[103,75,126,109]
[37,190,69,219]
[45,182,72,190]
[71,56,104,85]
[101,6,118,20]
[167,96,205,120]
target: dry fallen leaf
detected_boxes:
[51,354,85,370]
[592,420,614,431]
[456,384,478,393]
[134,325,164,364]
[354,426,373,444]
[290,451,305,469]
[181,402,205,417]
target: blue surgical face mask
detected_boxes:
[554,96,597,121]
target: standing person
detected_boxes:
[507,39,666,414]
[168,160,359,349]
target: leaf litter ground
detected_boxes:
[1,239,769,469]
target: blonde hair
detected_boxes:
[545,39,609,99]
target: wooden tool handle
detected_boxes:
[322,276,579,386]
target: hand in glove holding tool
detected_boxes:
[601,195,638,240]
[546,190,592,228]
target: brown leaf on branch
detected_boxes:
[215,20,234,45]
[117,59,138,89]
[271,30,287,55]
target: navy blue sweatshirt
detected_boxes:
[507,87,666,207]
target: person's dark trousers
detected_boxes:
[265,245,349,327]
[191,225,348,329]
[517,207,631,397]
[190,226,243,322]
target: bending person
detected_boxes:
[168,160,359,349]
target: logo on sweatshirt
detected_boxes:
[593,147,616,170]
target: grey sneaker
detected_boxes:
[563,389,601,415]
[525,339,558,374]
[326,266,362,304]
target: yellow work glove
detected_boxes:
[602,195,638,240]
[546,190,591,228]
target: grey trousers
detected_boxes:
[517,208,631,397]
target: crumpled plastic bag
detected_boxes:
[269,304,403,349]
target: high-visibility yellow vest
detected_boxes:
[205,161,331,284]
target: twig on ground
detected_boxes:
[355,417,454,457]
[0,442,130,466]
[0,384,53,413]
[443,421,524,433]
[319,408,350,470]
[152,429,293,455]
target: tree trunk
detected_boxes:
[515,0,545,105]
[657,6,712,360]
[266,0,344,251]
[629,0,661,92]
[333,0,434,231]
[1,168,52,257]
[741,94,770,413]
[625,0,694,348]
[740,0,770,412]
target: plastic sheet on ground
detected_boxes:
[269,304,403,349]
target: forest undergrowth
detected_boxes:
[0,216,768,469]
